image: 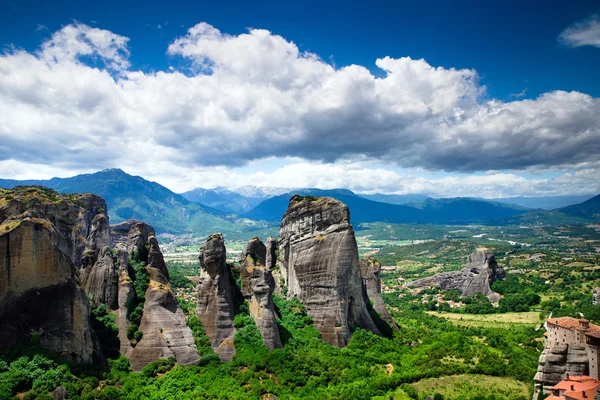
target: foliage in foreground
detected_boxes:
[0,291,540,400]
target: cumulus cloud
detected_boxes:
[0,22,599,196]
[559,15,600,48]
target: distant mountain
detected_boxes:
[485,195,595,210]
[0,169,255,235]
[226,186,290,198]
[359,193,431,205]
[243,189,529,225]
[181,186,290,214]
[405,197,529,223]
[559,193,600,219]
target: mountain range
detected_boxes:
[1,169,598,234]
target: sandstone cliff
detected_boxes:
[196,233,241,361]
[0,187,105,364]
[278,195,381,347]
[240,237,282,350]
[360,258,399,331]
[405,248,505,301]
[128,236,200,371]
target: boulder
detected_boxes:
[196,233,241,361]
[278,195,381,347]
[240,237,282,350]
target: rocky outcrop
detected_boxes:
[240,237,282,350]
[594,288,600,306]
[125,221,155,259]
[534,344,568,394]
[0,187,105,364]
[196,234,241,361]
[278,195,381,347]
[115,243,135,356]
[81,246,118,309]
[534,344,590,395]
[405,248,505,301]
[360,258,399,331]
[129,236,200,371]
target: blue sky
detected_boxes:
[0,0,599,196]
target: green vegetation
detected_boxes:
[127,255,149,345]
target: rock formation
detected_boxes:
[534,344,590,395]
[240,237,282,350]
[115,243,135,356]
[405,248,505,301]
[594,288,600,306]
[278,195,382,347]
[0,187,104,364]
[81,246,118,309]
[359,258,399,331]
[197,233,241,361]
[128,236,200,371]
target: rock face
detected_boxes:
[196,234,241,361]
[405,248,505,301]
[0,187,105,364]
[594,288,600,306]
[128,236,200,371]
[359,258,399,331]
[81,246,118,309]
[278,195,381,347]
[240,237,282,350]
[534,344,590,394]
[115,243,135,356]
[534,344,568,392]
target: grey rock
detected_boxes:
[594,288,600,306]
[127,235,199,371]
[359,258,399,331]
[406,248,505,301]
[51,386,67,400]
[266,237,277,270]
[196,233,241,361]
[0,216,104,365]
[278,195,381,347]
[81,246,118,309]
[240,237,282,350]
[126,221,155,260]
[114,244,135,357]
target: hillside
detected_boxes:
[243,189,529,225]
[488,194,595,210]
[405,197,529,223]
[181,187,274,213]
[559,193,600,219]
[0,169,255,235]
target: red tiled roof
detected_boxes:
[547,317,600,337]
[547,375,600,400]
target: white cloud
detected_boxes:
[559,15,600,48]
[0,22,599,197]
[38,22,130,70]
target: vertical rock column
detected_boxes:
[240,237,282,350]
[278,195,381,347]
[196,234,241,361]
[360,258,399,331]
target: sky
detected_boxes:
[0,0,599,197]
